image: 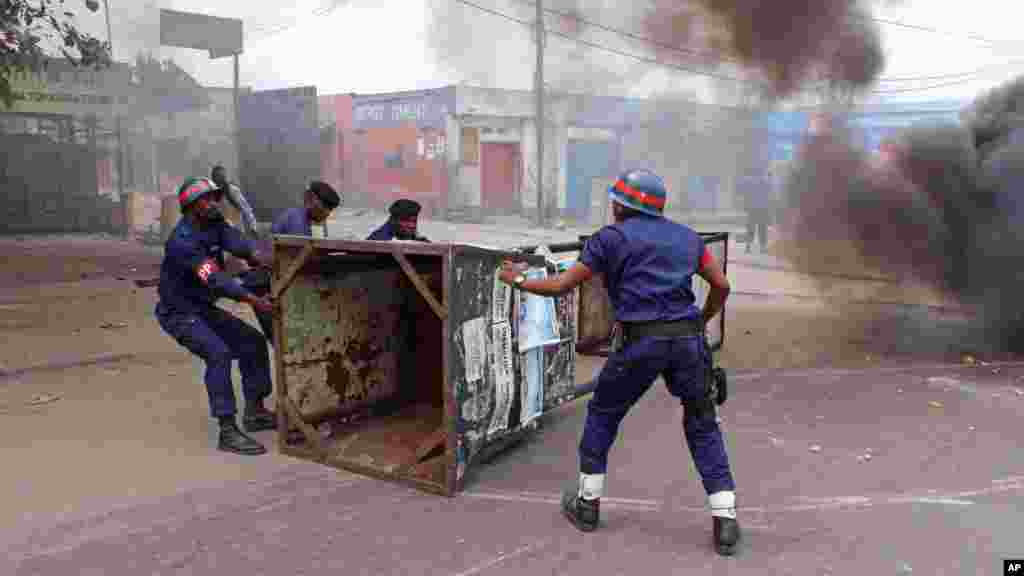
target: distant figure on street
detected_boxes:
[738,169,774,254]
[210,165,259,239]
[367,199,430,242]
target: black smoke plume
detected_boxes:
[641,0,885,98]
[781,75,1024,353]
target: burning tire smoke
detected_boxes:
[642,0,884,98]
[780,76,1024,354]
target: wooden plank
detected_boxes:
[441,250,457,497]
[325,452,450,497]
[281,395,328,462]
[273,276,289,451]
[272,243,315,299]
[398,426,447,472]
[392,250,448,320]
[274,236,448,257]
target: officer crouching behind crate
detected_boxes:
[155,177,278,456]
[367,199,431,242]
[497,168,740,556]
[233,180,346,345]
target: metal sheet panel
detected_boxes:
[274,238,580,496]
[280,267,406,420]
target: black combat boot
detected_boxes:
[561,488,600,532]
[243,401,276,433]
[218,418,267,455]
[713,516,741,556]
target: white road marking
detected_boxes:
[451,540,550,576]
[731,361,1024,383]
[463,476,1024,516]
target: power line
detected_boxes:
[454,0,1019,98]
[249,1,343,39]
[871,73,1016,94]
[509,0,734,66]
[861,15,1023,48]
[452,0,758,84]
[508,0,1022,85]
[877,58,1024,83]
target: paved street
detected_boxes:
[5,361,1023,575]
[0,232,1018,575]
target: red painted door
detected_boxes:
[481,142,520,210]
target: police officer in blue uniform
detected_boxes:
[272,180,342,237]
[231,180,345,345]
[367,199,430,242]
[498,169,740,556]
[156,177,278,456]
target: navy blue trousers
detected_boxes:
[578,335,736,496]
[156,305,273,418]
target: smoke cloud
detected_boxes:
[641,0,885,98]
[779,74,1024,354]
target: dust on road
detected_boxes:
[1,234,1017,573]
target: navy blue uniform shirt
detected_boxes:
[157,218,253,315]
[272,207,313,237]
[367,221,396,240]
[367,221,429,242]
[580,214,705,323]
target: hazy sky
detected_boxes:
[73,0,1024,104]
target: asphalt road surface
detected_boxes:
[5,361,1022,575]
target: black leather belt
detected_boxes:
[621,318,703,342]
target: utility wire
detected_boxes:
[456,0,1022,97]
[249,1,343,39]
[511,0,1024,85]
[453,0,758,84]
[859,14,1023,48]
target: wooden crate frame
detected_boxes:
[271,236,556,497]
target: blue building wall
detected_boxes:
[762,100,967,162]
[566,140,619,220]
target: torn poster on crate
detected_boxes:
[492,268,512,324]
[488,321,514,435]
[516,267,561,352]
[521,347,544,425]
[461,316,488,383]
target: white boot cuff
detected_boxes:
[709,490,736,519]
[579,473,605,500]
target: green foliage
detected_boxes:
[0,0,113,108]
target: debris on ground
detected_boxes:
[26,393,61,406]
[962,355,976,366]
[928,400,944,408]
[100,322,129,329]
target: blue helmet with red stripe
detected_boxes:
[177,177,220,211]
[609,169,667,216]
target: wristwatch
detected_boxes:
[512,274,526,287]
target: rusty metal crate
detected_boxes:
[271,237,581,496]
[517,232,730,356]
